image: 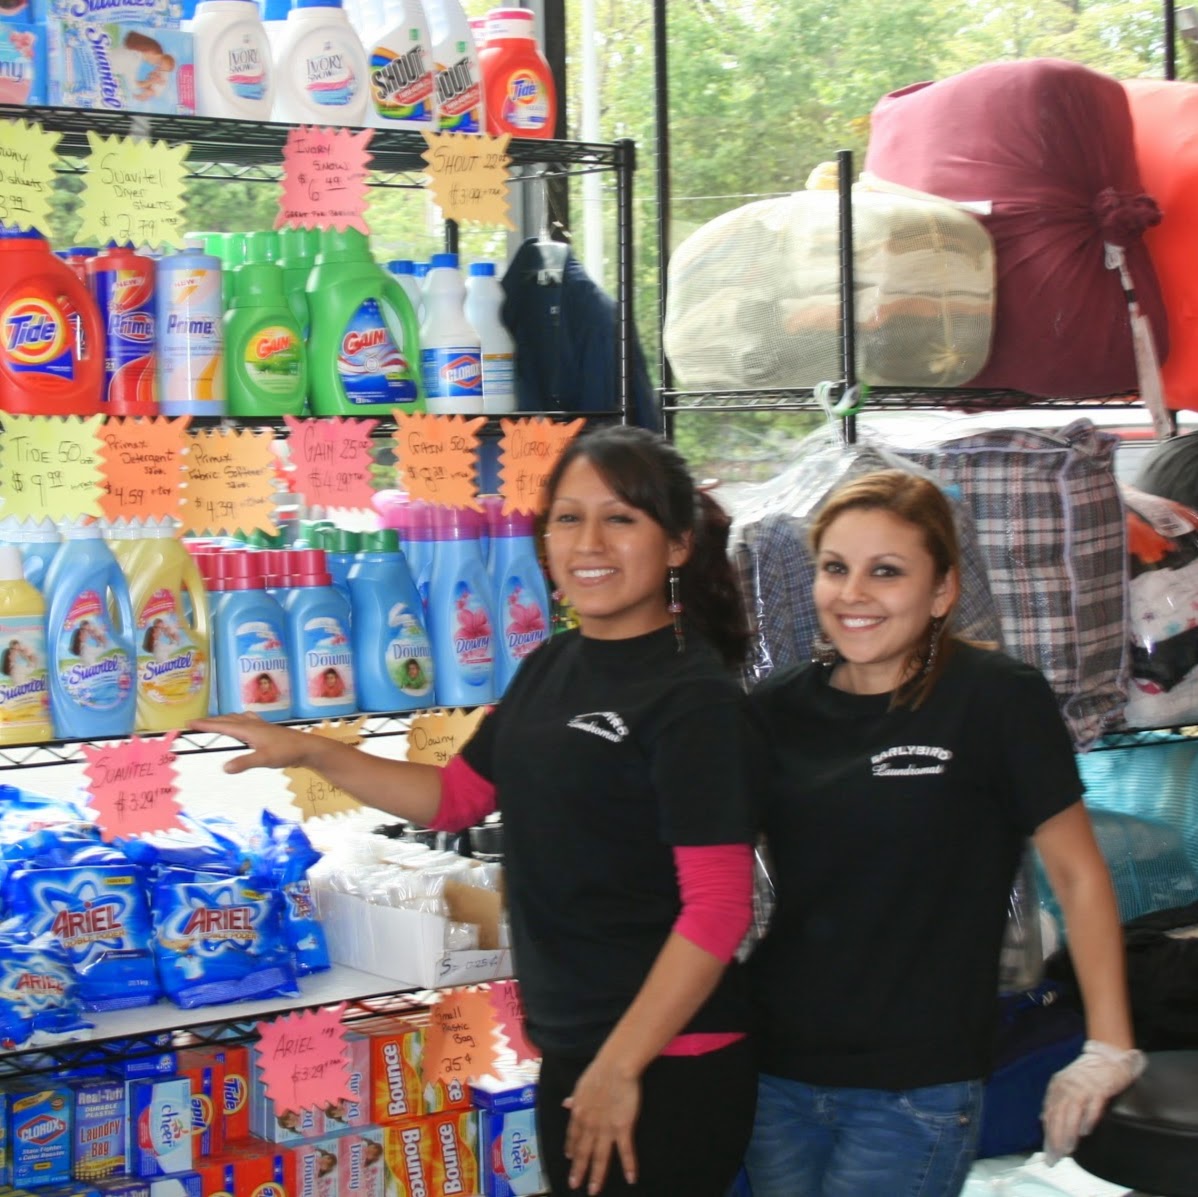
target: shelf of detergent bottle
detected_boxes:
[0,104,626,181]
[0,963,431,1070]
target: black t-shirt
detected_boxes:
[748,642,1084,1089]
[461,624,756,1057]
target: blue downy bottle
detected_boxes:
[427,507,496,707]
[347,529,434,712]
[489,508,551,694]
[43,520,137,738]
[210,550,293,721]
[283,548,356,719]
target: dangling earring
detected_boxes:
[667,567,685,653]
[922,616,945,677]
[810,630,838,667]
[551,588,565,603]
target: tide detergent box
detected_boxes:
[211,1048,248,1145]
[471,1081,543,1197]
[9,1084,73,1188]
[47,20,194,115]
[45,0,181,26]
[0,22,45,105]
[382,1113,478,1197]
[335,1130,382,1197]
[126,1078,192,1178]
[195,1142,295,1197]
[288,1138,340,1197]
[174,1052,225,1159]
[69,1078,125,1181]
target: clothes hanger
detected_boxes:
[527,172,569,285]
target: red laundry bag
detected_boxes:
[1125,79,1198,411]
[866,58,1167,399]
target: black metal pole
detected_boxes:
[444,219,458,256]
[838,149,857,446]
[1165,0,1177,79]
[616,138,637,424]
[653,0,673,416]
[541,0,570,233]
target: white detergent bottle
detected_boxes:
[273,0,370,127]
[364,0,436,132]
[464,261,515,414]
[421,252,482,414]
[423,0,483,133]
[192,0,275,119]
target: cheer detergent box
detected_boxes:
[126,1078,192,1178]
[8,1084,73,1188]
[471,1080,543,1197]
[69,1078,126,1181]
[0,22,45,105]
[381,1113,478,1197]
[46,19,194,115]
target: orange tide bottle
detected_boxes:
[0,226,104,416]
[478,7,555,139]
[86,242,160,416]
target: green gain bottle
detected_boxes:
[224,260,308,416]
[306,227,425,416]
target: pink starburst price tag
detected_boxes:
[282,416,378,511]
[82,733,186,842]
[276,126,374,235]
[255,1004,353,1118]
[490,980,538,1064]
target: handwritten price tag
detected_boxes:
[422,132,514,230]
[490,980,538,1064]
[282,416,378,511]
[0,414,104,523]
[181,428,279,537]
[0,119,62,234]
[392,413,485,509]
[255,1005,353,1118]
[421,987,498,1085]
[76,134,190,251]
[282,719,367,822]
[81,734,186,842]
[405,708,487,767]
[99,416,190,522]
[277,126,374,235]
[498,417,585,515]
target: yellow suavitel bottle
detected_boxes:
[123,518,211,732]
[0,544,52,745]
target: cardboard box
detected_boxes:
[211,1049,248,1146]
[381,1114,477,1197]
[126,1079,192,1178]
[9,1085,73,1189]
[174,1054,224,1160]
[471,1081,544,1197]
[147,1175,202,1197]
[312,885,510,989]
[44,0,180,26]
[69,1079,125,1181]
[194,1143,294,1197]
[334,1131,382,1197]
[287,1139,339,1197]
[0,22,45,106]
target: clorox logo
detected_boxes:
[440,355,481,389]
[3,299,68,365]
[18,1115,67,1144]
[114,312,155,342]
[507,70,540,104]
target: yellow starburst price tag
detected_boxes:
[76,134,191,252]
[0,414,105,523]
[282,719,367,822]
[406,707,487,767]
[0,119,62,235]
[421,132,514,230]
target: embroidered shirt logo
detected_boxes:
[871,745,953,777]
[567,711,629,743]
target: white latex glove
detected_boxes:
[1041,1039,1146,1165]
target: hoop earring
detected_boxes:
[667,567,685,653]
[922,616,945,678]
[811,630,838,668]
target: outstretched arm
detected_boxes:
[190,713,444,826]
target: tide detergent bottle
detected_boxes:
[124,518,211,732]
[224,260,308,417]
[489,508,550,694]
[42,520,137,739]
[427,506,495,707]
[348,528,433,711]
[0,543,52,745]
[479,7,556,138]
[307,228,424,416]
[0,226,104,416]
[282,547,356,719]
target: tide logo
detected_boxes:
[506,70,541,105]
[223,1074,247,1116]
[3,298,68,366]
[439,355,481,390]
[252,1184,286,1197]
[190,1092,214,1134]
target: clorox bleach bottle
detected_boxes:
[0,226,104,417]
[191,0,274,119]
[273,0,369,126]
[307,227,424,415]
[365,0,436,131]
[464,261,515,413]
[421,252,482,414]
[423,0,484,132]
[124,518,211,732]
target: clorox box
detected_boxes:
[9,1084,74,1188]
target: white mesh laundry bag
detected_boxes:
[664,180,996,390]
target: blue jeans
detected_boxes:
[743,1073,983,1197]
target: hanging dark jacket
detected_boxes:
[500,238,661,431]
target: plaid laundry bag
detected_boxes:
[903,419,1128,749]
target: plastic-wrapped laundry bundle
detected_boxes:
[728,430,1003,686]
[663,181,995,392]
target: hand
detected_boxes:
[188,714,313,774]
[1042,1039,1146,1165]
[562,1056,641,1194]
